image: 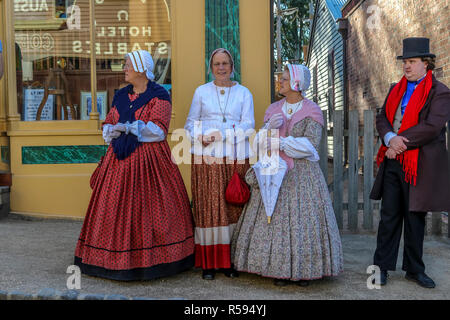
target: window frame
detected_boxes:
[5,0,173,127]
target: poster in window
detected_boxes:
[23,88,55,121]
[80,91,107,120]
[55,0,76,19]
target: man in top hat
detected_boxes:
[370,37,450,288]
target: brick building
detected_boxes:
[339,0,449,119]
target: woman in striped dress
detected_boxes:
[184,48,255,280]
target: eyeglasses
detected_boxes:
[123,63,133,70]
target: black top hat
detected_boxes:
[397,37,436,60]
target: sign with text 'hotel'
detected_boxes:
[14,0,171,60]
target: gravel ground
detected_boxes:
[0,214,449,300]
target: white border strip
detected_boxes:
[195,224,236,246]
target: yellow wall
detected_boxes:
[3,0,272,219]
[0,0,4,125]
[170,0,272,199]
[240,0,272,128]
[8,121,103,219]
[169,0,205,199]
[0,0,9,173]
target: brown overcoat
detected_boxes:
[370,75,450,212]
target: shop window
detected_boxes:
[54,0,76,19]
[94,0,171,119]
[13,0,171,121]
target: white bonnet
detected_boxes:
[287,64,311,92]
[126,50,155,81]
[207,48,235,79]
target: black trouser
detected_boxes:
[373,159,426,273]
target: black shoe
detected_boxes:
[296,280,310,287]
[405,272,435,288]
[202,269,215,280]
[378,270,388,286]
[223,268,239,278]
[273,279,290,287]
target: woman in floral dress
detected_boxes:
[231,64,343,286]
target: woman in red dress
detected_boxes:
[74,50,195,281]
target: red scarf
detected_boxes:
[376,70,433,185]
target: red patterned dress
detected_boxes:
[74,92,195,281]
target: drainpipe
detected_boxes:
[337,17,349,163]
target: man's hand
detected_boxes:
[386,148,397,159]
[389,136,409,153]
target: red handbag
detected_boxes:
[225,161,250,206]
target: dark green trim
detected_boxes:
[205,0,241,83]
[22,145,107,164]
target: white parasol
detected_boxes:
[252,155,288,224]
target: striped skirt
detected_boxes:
[191,155,250,270]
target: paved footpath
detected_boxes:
[0,215,449,300]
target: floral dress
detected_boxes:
[231,117,343,280]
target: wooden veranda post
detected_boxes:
[333,110,344,229]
